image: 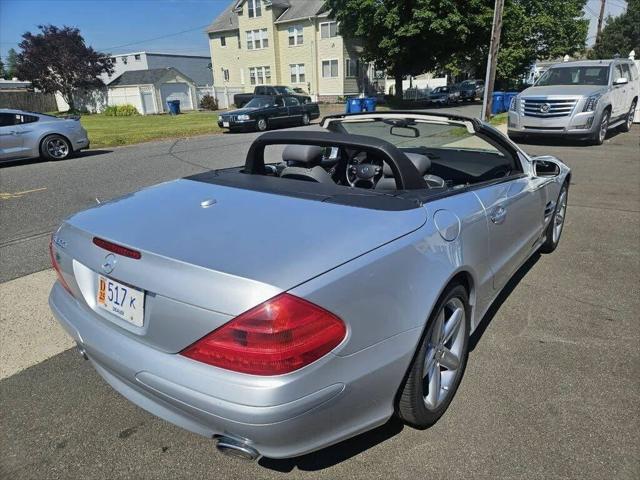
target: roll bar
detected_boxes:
[244,131,426,190]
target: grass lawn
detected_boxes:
[489,112,508,125]
[80,111,221,148]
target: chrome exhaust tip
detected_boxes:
[215,437,259,461]
[76,343,88,360]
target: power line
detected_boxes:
[97,23,210,51]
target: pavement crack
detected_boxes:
[167,138,210,171]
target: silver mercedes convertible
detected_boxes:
[49,111,570,460]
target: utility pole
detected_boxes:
[596,0,606,42]
[481,0,505,121]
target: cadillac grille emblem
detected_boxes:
[101,253,117,274]
[539,103,551,113]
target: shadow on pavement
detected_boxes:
[469,252,541,351]
[0,149,112,168]
[259,418,404,472]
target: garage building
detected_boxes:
[107,68,198,115]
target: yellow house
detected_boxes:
[206,0,366,105]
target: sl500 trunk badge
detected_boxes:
[101,254,117,274]
[200,198,217,208]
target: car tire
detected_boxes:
[301,113,310,126]
[619,100,636,133]
[540,182,568,254]
[396,282,470,429]
[40,134,73,161]
[256,117,268,132]
[591,109,610,145]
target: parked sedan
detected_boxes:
[218,95,320,132]
[0,109,89,162]
[428,86,460,105]
[49,111,569,460]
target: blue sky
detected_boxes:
[0,0,228,59]
[0,0,630,62]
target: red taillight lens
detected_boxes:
[181,293,346,375]
[49,237,74,296]
[92,237,141,259]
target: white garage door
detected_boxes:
[160,83,193,111]
[108,86,144,114]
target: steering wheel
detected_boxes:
[346,151,383,188]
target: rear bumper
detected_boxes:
[49,282,416,458]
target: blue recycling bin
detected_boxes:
[348,97,363,113]
[503,91,518,111]
[167,100,181,115]
[364,97,377,112]
[491,91,505,114]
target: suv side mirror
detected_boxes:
[614,77,628,85]
[534,158,560,177]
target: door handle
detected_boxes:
[490,206,507,224]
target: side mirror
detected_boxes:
[614,77,628,85]
[534,158,560,177]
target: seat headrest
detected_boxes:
[383,152,431,176]
[282,145,324,166]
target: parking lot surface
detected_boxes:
[0,106,638,479]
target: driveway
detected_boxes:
[0,111,638,479]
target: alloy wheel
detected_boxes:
[552,189,567,244]
[598,114,609,143]
[627,102,636,130]
[47,138,69,159]
[423,297,466,410]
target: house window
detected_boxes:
[320,21,338,39]
[246,29,268,50]
[322,59,338,78]
[223,69,230,82]
[134,54,141,61]
[345,58,359,77]
[249,66,271,85]
[248,0,261,18]
[290,64,305,83]
[220,36,226,47]
[288,25,303,46]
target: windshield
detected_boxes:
[433,87,449,93]
[536,66,609,86]
[274,86,295,95]
[460,80,477,87]
[338,118,502,155]
[244,97,273,108]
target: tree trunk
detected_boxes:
[63,90,75,112]
[394,71,403,100]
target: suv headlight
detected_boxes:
[237,114,250,120]
[583,94,601,112]
[509,96,518,112]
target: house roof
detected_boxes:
[206,0,328,33]
[108,68,195,87]
[275,0,326,23]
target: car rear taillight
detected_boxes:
[181,293,346,375]
[49,236,74,296]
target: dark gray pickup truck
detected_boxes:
[234,86,312,108]
[218,95,320,132]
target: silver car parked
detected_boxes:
[49,112,570,460]
[0,109,89,162]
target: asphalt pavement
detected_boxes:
[1,103,639,479]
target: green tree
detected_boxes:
[456,0,588,89]
[6,48,18,79]
[0,59,6,79]
[326,0,468,99]
[15,25,113,111]
[590,0,639,59]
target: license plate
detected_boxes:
[223,121,230,127]
[97,275,145,327]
